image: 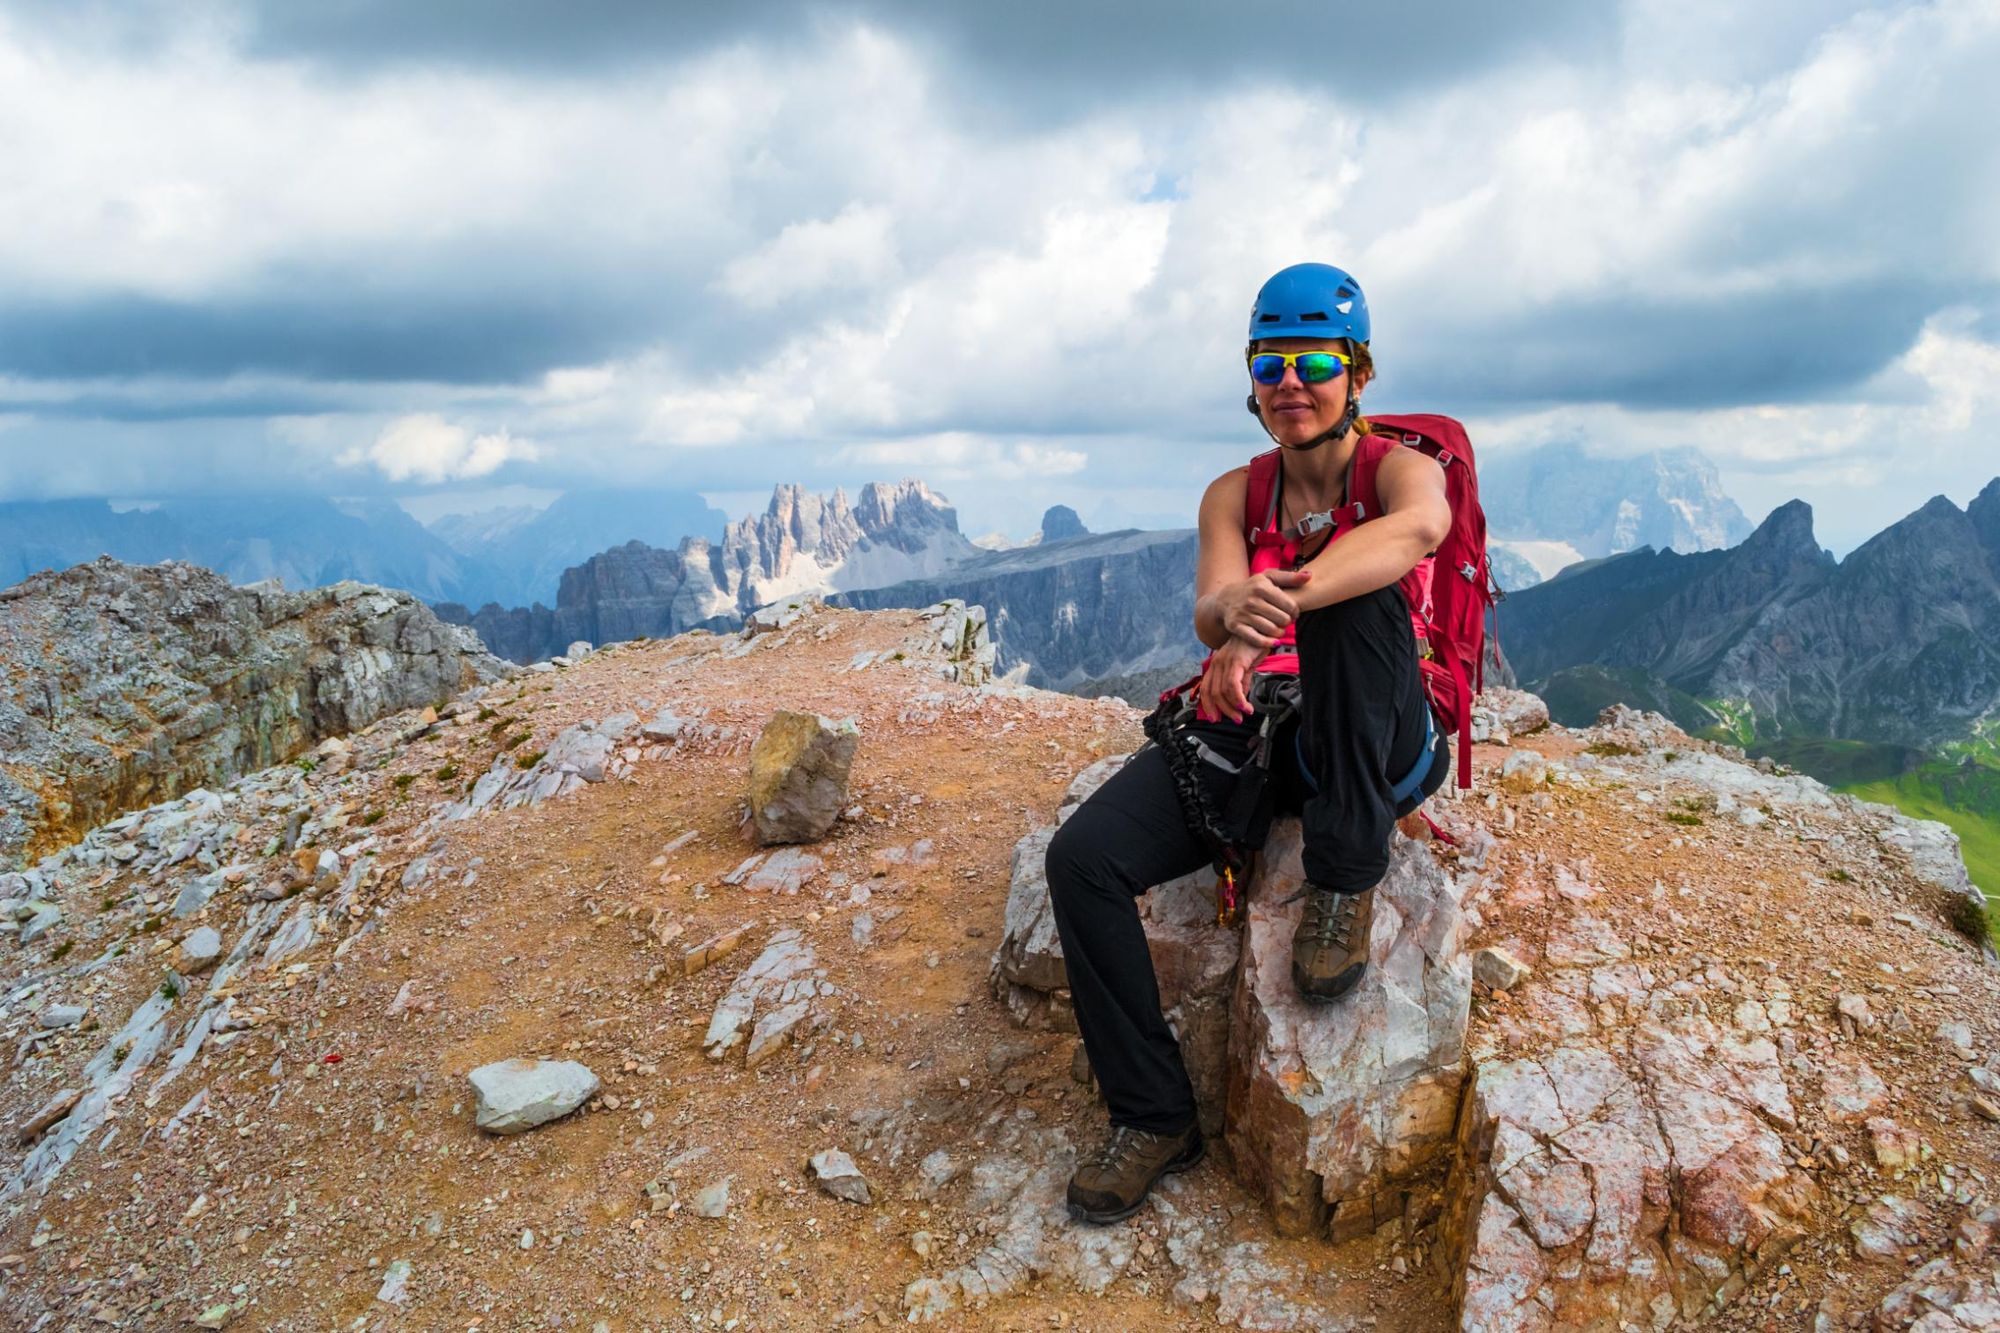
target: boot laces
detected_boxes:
[1086,1125,1150,1173]
[1287,886,1361,952]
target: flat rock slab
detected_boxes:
[469,1058,600,1134]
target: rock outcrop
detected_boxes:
[0,558,511,869]
[995,696,2000,1328]
[994,759,1476,1233]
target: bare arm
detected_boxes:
[1192,467,1318,652]
[1287,447,1450,613]
[1192,469,1251,651]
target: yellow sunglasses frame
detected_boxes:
[1245,348,1353,384]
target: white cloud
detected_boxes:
[338,414,540,483]
[835,434,1086,481]
[717,203,899,309]
[1,0,1996,560]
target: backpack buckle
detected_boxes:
[1436,449,1455,467]
[1459,561,1478,581]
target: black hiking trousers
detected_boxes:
[1044,583,1446,1134]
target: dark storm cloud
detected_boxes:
[1380,278,1990,414]
[0,284,659,384]
[262,1,1619,103]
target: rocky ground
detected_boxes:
[0,600,1996,1330]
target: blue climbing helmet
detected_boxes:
[1247,263,1370,346]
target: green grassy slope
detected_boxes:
[1844,763,2000,933]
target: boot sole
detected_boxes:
[1294,963,1367,1004]
[1065,1134,1206,1225]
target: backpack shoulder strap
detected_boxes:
[1245,449,1282,539]
[1348,430,1405,521]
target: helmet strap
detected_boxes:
[1267,388,1359,453]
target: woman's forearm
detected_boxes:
[1291,513,1440,612]
[1193,591,1231,651]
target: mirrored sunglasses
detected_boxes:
[1247,349,1351,386]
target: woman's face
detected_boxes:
[1249,337,1365,447]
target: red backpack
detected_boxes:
[1230,412,1497,789]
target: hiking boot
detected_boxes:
[1065,1121,1204,1224]
[1291,883,1375,1002]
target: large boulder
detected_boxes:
[994,755,1472,1208]
[468,1058,600,1134]
[1224,823,1472,1238]
[748,711,860,845]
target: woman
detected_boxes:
[1046,262,1453,1224]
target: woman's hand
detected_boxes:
[1208,569,1312,649]
[1195,635,1270,724]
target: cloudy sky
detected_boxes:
[0,0,1995,550]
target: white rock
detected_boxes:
[38,1002,88,1029]
[375,1259,412,1305]
[18,902,61,944]
[1472,946,1529,991]
[175,926,224,975]
[809,1149,873,1204]
[693,1177,731,1217]
[468,1058,600,1134]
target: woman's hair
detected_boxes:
[1348,340,1377,436]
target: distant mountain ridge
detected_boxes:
[0,496,477,602]
[437,479,977,661]
[430,489,729,609]
[1480,441,1753,587]
[1500,478,2000,751]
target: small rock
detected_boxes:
[16,1087,81,1145]
[565,640,594,660]
[195,1304,235,1329]
[641,709,685,742]
[1836,993,1875,1034]
[1471,946,1529,992]
[1934,1020,1975,1056]
[1969,1094,2000,1123]
[38,1003,87,1029]
[693,1178,732,1218]
[809,1149,873,1205]
[1867,1117,1925,1172]
[375,1259,412,1305]
[1852,1193,1921,1258]
[18,902,60,945]
[175,926,224,975]
[468,1058,600,1134]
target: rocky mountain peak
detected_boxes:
[1040,505,1088,543]
[1969,477,2000,569]
[852,479,960,551]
